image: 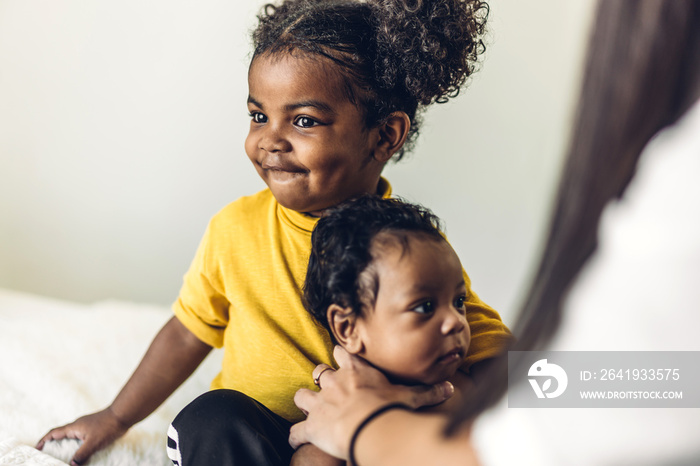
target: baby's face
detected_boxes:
[353,234,471,385]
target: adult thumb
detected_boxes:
[405,380,454,409]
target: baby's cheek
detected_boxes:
[411,349,440,375]
[463,324,472,349]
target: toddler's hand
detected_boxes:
[36,407,129,466]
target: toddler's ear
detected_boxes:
[327,304,363,354]
[373,111,410,163]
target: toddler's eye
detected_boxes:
[295,116,319,128]
[412,301,434,315]
[250,112,267,124]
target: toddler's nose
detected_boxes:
[259,124,291,153]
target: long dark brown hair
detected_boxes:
[449,0,700,431]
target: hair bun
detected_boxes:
[372,0,488,105]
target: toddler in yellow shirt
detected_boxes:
[38,0,510,465]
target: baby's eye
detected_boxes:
[250,112,267,124]
[454,296,467,313]
[294,116,319,128]
[412,301,435,315]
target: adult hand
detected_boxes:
[290,346,454,460]
[36,407,129,466]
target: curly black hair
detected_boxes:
[303,195,445,339]
[252,0,489,159]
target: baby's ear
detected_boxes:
[373,111,410,163]
[327,304,363,354]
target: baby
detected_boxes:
[298,195,471,463]
[305,195,470,387]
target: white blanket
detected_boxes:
[0,288,222,466]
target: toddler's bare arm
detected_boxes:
[37,316,212,466]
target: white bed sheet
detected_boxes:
[0,288,222,466]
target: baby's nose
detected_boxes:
[441,307,467,335]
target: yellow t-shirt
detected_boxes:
[173,179,511,422]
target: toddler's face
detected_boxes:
[352,234,471,385]
[245,53,385,215]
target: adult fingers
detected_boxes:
[333,345,454,408]
[294,387,317,415]
[289,411,347,459]
[332,345,363,370]
[288,420,308,449]
[332,345,382,381]
[403,380,455,409]
[331,346,381,384]
[312,364,334,388]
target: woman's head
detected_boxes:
[448,0,700,430]
[304,196,471,385]
[251,0,489,160]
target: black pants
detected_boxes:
[167,389,295,466]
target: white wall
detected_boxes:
[0,0,595,324]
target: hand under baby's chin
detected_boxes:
[417,372,472,415]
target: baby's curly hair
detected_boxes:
[252,0,488,159]
[304,195,445,339]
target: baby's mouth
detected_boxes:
[438,347,465,364]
